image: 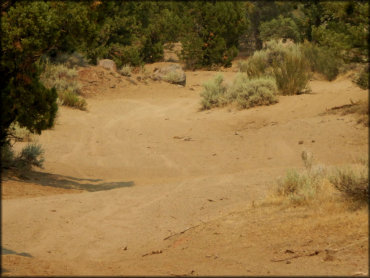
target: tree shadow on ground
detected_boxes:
[8,170,134,192]
[2,247,32,258]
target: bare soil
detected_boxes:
[1,61,368,276]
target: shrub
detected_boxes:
[119,64,132,77]
[239,41,311,95]
[276,167,326,205]
[268,43,311,95]
[228,74,278,108]
[1,143,45,172]
[353,64,369,90]
[200,74,228,110]
[58,91,87,111]
[329,165,369,205]
[239,51,271,78]
[40,62,81,94]
[40,61,87,110]
[162,71,184,84]
[300,41,342,81]
[15,143,45,171]
[52,52,89,68]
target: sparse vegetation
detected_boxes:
[330,164,369,206]
[325,100,369,126]
[40,61,87,110]
[271,152,368,209]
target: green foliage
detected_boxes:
[259,15,301,43]
[1,1,60,146]
[200,74,228,110]
[228,74,278,109]
[180,2,248,69]
[300,41,342,81]
[52,52,89,68]
[353,65,369,90]
[1,143,15,169]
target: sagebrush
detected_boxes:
[40,61,87,110]
[228,74,278,108]
[200,74,228,110]
[239,40,311,95]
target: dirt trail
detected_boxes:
[2,64,368,276]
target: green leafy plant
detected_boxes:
[300,41,342,81]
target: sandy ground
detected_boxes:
[1,61,368,276]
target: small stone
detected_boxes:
[298,140,304,144]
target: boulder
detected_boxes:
[98,59,117,72]
[152,64,186,86]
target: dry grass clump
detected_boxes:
[40,61,87,110]
[58,91,87,111]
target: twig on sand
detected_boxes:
[163,225,200,241]
[271,250,320,262]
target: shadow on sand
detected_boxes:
[8,170,134,192]
[2,247,32,258]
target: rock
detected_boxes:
[152,64,186,86]
[98,59,117,72]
